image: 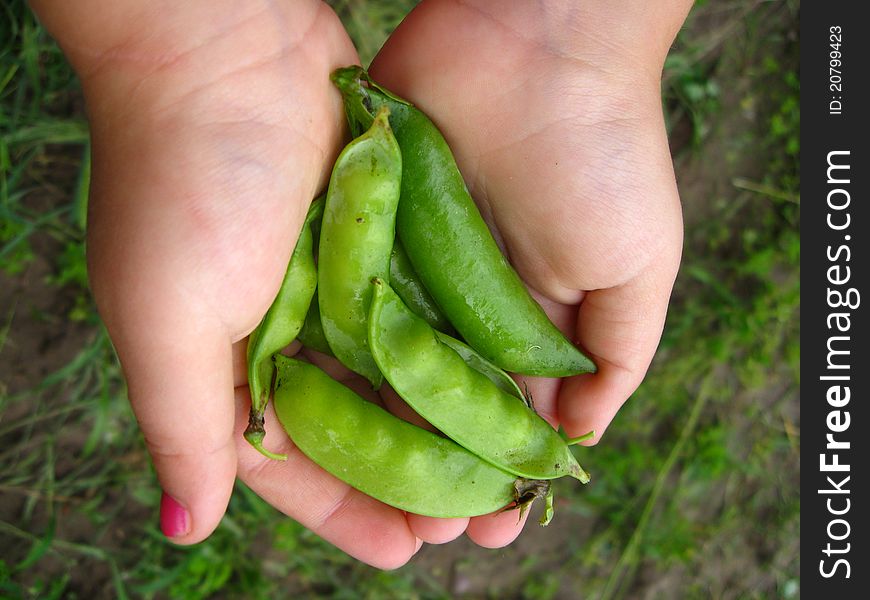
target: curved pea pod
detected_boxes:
[318,106,401,388]
[273,356,535,518]
[389,240,453,335]
[245,197,323,460]
[369,278,590,482]
[332,66,596,378]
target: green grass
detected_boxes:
[1,1,799,598]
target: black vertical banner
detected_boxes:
[802,3,868,596]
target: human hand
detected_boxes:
[29,0,425,568]
[369,0,687,516]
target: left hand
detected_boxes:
[367,0,687,547]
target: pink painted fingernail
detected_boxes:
[160,491,191,538]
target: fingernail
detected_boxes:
[160,491,191,538]
[414,537,424,554]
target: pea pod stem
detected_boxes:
[565,431,596,446]
[506,479,554,527]
[243,407,288,462]
[541,486,555,527]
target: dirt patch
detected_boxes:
[1,156,95,398]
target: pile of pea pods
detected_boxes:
[245,66,597,525]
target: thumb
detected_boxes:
[559,257,680,443]
[99,284,238,543]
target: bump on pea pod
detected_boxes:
[273,356,551,519]
[332,66,597,378]
[368,278,590,483]
[318,105,401,388]
[244,197,323,461]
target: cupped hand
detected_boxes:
[370,0,685,541]
[30,0,441,568]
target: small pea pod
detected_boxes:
[245,197,323,460]
[332,66,596,378]
[318,106,401,388]
[297,291,333,356]
[369,278,590,482]
[389,240,453,334]
[295,204,333,356]
[273,356,548,518]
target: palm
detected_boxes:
[87,8,355,341]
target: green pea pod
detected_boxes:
[305,284,523,396]
[296,201,332,356]
[318,106,401,388]
[389,240,453,334]
[302,242,451,357]
[332,66,596,378]
[369,278,590,482]
[296,291,333,356]
[433,331,526,403]
[273,356,549,518]
[245,197,323,460]
[300,247,451,359]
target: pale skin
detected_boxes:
[30,0,690,568]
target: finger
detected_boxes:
[234,388,420,570]
[465,505,531,548]
[406,513,469,545]
[109,309,237,544]
[559,260,679,443]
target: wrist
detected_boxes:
[464,0,693,84]
[30,0,347,131]
[29,0,325,89]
